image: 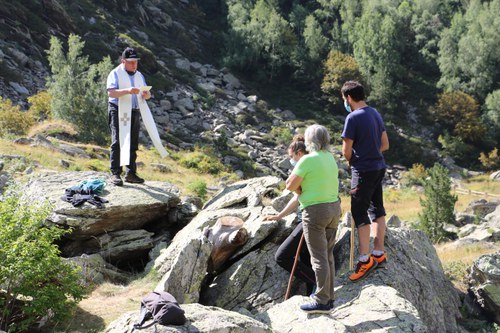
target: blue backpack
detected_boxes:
[79,178,107,194]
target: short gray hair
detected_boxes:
[304,124,330,152]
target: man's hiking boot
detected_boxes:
[300,300,333,314]
[349,256,378,282]
[371,253,387,268]
[125,173,145,184]
[111,174,123,186]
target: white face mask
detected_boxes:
[290,158,297,167]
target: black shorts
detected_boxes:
[350,168,386,228]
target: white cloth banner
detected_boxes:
[116,65,168,166]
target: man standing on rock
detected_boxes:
[341,81,389,282]
[106,47,168,186]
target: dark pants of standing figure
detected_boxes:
[108,103,141,176]
[275,211,316,294]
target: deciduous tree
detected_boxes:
[321,51,363,104]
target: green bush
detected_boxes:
[442,261,468,285]
[268,126,293,146]
[179,148,228,175]
[0,186,86,332]
[321,50,363,105]
[401,163,427,187]
[0,96,34,138]
[27,91,52,121]
[187,180,207,200]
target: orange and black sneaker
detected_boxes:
[371,253,387,268]
[349,256,378,282]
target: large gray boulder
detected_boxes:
[25,171,181,240]
[457,202,500,242]
[67,253,129,285]
[202,241,291,313]
[333,218,462,333]
[105,303,272,333]
[464,199,499,219]
[259,289,426,333]
[468,251,500,323]
[152,176,284,304]
[202,176,282,210]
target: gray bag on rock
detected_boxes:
[133,291,186,330]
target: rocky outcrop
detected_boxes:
[490,170,500,181]
[25,171,181,240]
[334,219,462,332]
[150,176,283,305]
[455,200,500,242]
[258,290,426,333]
[105,304,272,333]
[67,253,129,285]
[467,251,500,324]
[103,176,465,333]
[464,199,500,218]
[24,171,182,271]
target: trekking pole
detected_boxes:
[349,217,355,271]
[285,233,305,300]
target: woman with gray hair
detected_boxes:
[286,124,341,313]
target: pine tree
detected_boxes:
[418,163,457,242]
[46,34,113,145]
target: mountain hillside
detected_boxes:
[0,0,498,173]
[0,0,221,107]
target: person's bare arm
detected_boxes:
[286,173,303,194]
[380,131,389,152]
[263,193,300,221]
[107,87,140,98]
[342,137,354,163]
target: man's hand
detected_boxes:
[129,87,140,94]
[262,215,281,221]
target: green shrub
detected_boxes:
[267,126,293,146]
[27,91,52,121]
[179,148,228,175]
[401,163,427,187]
[0,186,86,332]
[0,96,34,137]
[443,261,468,285]
[321,50,363,105]
[187,180,207,199]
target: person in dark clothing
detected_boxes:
[263,136,316,295]
[341,80,389,282]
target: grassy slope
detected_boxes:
[0,138,219,197]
